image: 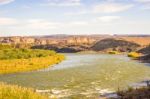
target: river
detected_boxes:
[0,54,150,98]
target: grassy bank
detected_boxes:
[0,47,65,98]
[0,48,65,74]
[0,48,57,60]
[0,82,48,99]
[0,54,64,74]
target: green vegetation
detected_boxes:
[0,48,57,60]
[128,52,141,58]
[0,47,65,98]
[108,51,120,54]
[0,44,13,49]
[0,82,48,99]
[0,48,65,74]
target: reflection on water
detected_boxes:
[0,54,150,98]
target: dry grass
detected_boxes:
[117,81,150,99]
[121,37,150,46]
[0,82,48,99]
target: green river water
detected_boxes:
[0,54,150,98]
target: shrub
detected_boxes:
[128,52,141,58]
[108,51,120,54]
[0,48,65,74]
[0,48,56,60]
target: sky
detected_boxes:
[0,0,150,36]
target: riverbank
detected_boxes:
[99,81,150,99]
[0,48,65,98]
[99,56,150,99]
[0,48,65,74]
[0,54,64,74]
[0,82,48,99]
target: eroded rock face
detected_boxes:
[0,37,35,44]
[0,36,97,46]
[66,37,96,45]
[0,35,148,53]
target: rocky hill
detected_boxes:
[31,44,90,53]
[139,54,150,63]
[138,45,150,63]
[91,38,140,52]
[1,35,149,53]
[138,46,150,54]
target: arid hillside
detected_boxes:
[121,37,150,46]
[0,35,150,53]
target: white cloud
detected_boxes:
[65,10,89,16]
[68,21,88,26]
[98,16,121,22]
[93,2,134,13]
[42,0,81,7]
[0,0,14,5]
[136,0,150,3]
[0,17,18,25]
[135,0,150,10]
[26,19,61,29]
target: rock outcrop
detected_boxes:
[138,46,150,54]
[0,36,97,46]
[31,44,90,53]
[139,54,150,63]
[91,38,140,52]
[1,35,149,53]
[138,46,150,63]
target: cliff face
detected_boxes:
[0,36,97,45]
[0,35,149,46]
[0,37,35,44]
[0,35,149,53]
[66,37,96,45]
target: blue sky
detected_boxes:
[0,0,150,36]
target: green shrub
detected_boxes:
[0,48,56,60]
[128,52,141,58]
[108,51,120,54]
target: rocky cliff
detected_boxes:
[1,35,149,53]
[0,36,97,46]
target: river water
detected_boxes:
[0,54,150,98]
